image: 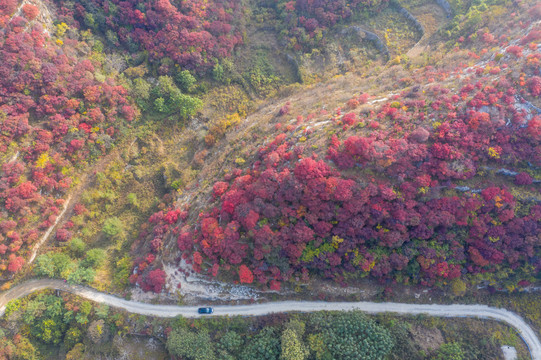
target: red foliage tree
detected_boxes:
[269,280,281,291]
[527,76,541,97]
[527,116,541,140]
[515,172,533,185]
[22,4,39,20]
[213,181,229,198]
[143,268,166,293]
[238,264,254,284]
[7,254,24,273]
[506,45,523,57]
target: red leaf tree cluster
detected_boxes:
[65,0,243,70]
[270,0,389,51]
[161,53,541,289]
[163,122,541,289]
[133,11,541,292]
[0,16,135,276]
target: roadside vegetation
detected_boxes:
[0,290,531,359]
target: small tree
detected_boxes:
[144,268,166,293]
[450,278,466,297]
[113,256,133,288]
[69,238,86,256]
[127,193,139,208]
[82,249,106,269]
[212,64,225,82]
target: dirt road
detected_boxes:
[0,279,540,359]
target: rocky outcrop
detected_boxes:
[341,26,390,61]
[435,0,453,18]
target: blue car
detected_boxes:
[198,307,214,314]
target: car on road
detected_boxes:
[198,307,214,314]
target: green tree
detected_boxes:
[34,253,72,278]
[132,78,151,109]
[84,13,96,29]
[281,328,309,360]
[309,311,394,360]
[13,336,38,360]
[113,256,133,288]
[153,76,202,118]
[67,265,95,285]
[22,300,46,325]
[4,298,22,317]
[105,29,119,45]
[43,294,64,318]
[212,63,225,82]
[176,69,196,92]
[64,326,82,349]
[37,318,63,344]
[307,334,326,360]
[173,92,203,119]
[75,301,92,325]
[154,97,167,112]
[65,343,85,360]
[217,330,243,358]
[52,253,73,278]
[95,304,109,319]
[167,328,216,360]
[240,327,281,360]
[285,319,306,336]
[386,321,417,360]
[34,254,55,278]
[92,40,104,53]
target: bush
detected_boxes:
[127,193,139,208]
[69,238,86,256]
[102,217,123,238]
[67,265,95,285]
[435,342,465,360]
[113,256,133,288]
[34,253,72,278]
[450,278,467,297]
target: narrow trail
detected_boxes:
[27,195,71,265]
[22,144,123,270]
[0,279,540,360]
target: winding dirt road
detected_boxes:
[0,279,540,359]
